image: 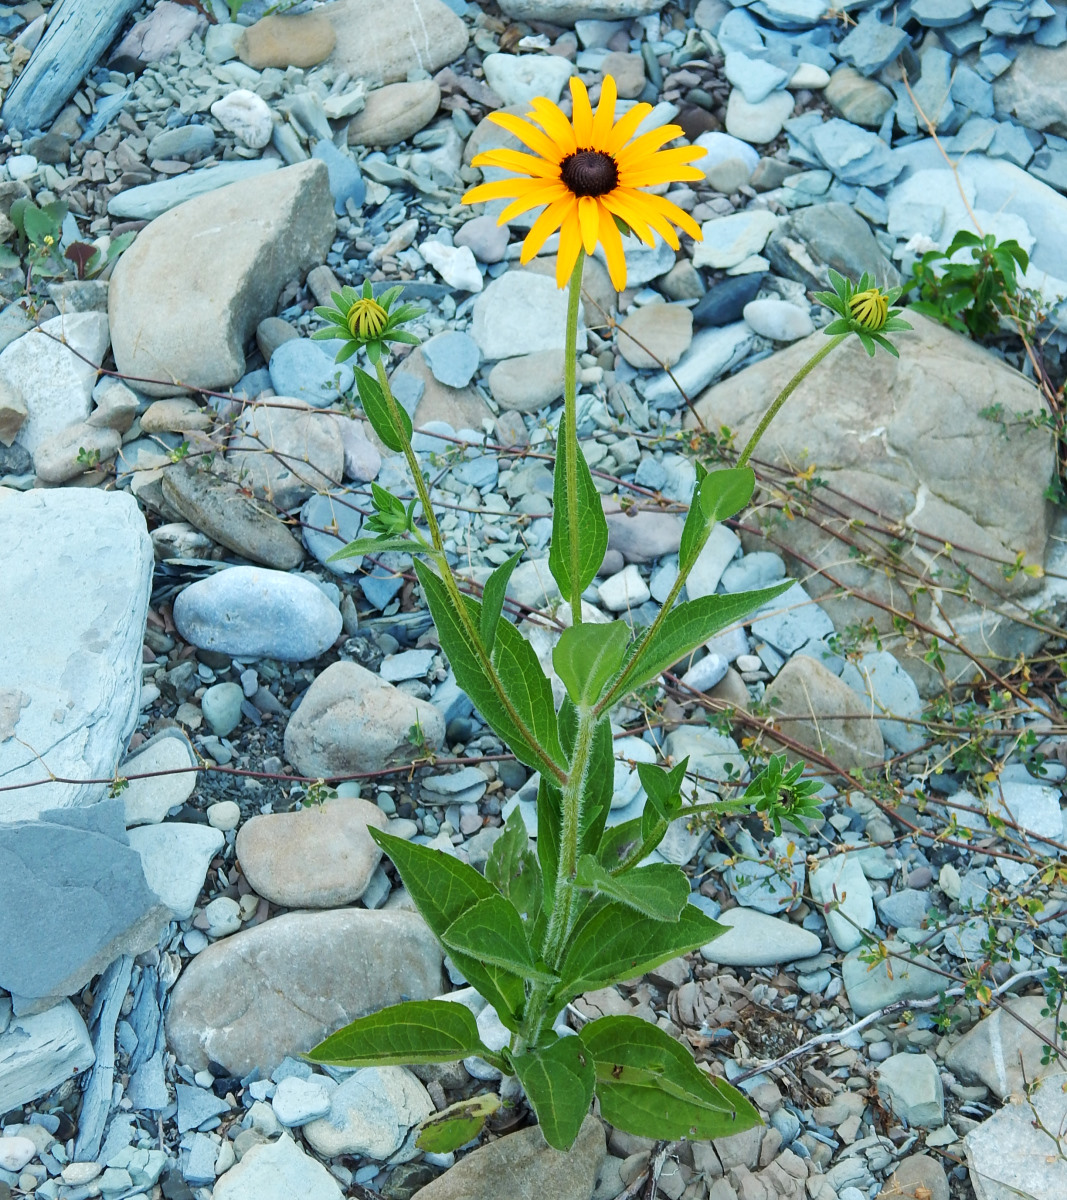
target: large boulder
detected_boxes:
[993,42,1067,137]
[165,909,444,1074]
[326,0,468,88]
[108,161,335,397]
[688,314,1055,694]
[0,489,151,820]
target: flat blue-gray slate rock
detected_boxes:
[174,566,342,661]
[0,489,151,821]
[0,1001,95,1114]
[0,798,171,1000]
[106,160,280,221]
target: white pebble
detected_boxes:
[597,564,651,613]
[272,1075,334,1127]
[210,89,273,149]
[0,1136,36,1173]
[743,298,814,342]
[419,241,484,293]
[61,1163,103,1186]
[203,895,242,937]
[207,800,240,831]
[6,154,37,181]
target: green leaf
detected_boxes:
[414,560,565,777]
[416,1094,501,1153]
[680,467,755,574]
[442,895,557,985]
[553,622,630,708]
[597,818,643,872]
[513,1037,595,1151]
[370,829,525,1025]
[580,1016,761,1141]
[602,583,792,709]
[480,550,522,656]
[485,807,542,923]
[549,428,608,602]
[307,1000,486,1067]
[575,857,689,921]
[536,774,563,914]
[556,899,722,997]
[356,366,412,453]
[326,535,414,562]
[22,203,62,246]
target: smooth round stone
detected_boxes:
[268,339,354,408]
[487,349,564,412]
[692,273,764,327]
[301,492,364,577]
[237,11,336,69]
[617,303,693,369]
[743,298,814,342]
[204,896,242,938]
[201,682,244,737]
[303,1067,433,1158]
[337,417,381,483]
[422,331,480,389]
[208,801,241,831]
[701,907,821,966]
[455,214,509,264]
[210,88,273,149]
[271,1075,334,1127]
[61,1163,103,1186]
[173,566,342,661]
[255,315,297,361]
[0,1137,35,1173]
[346,80,441,147]
[725,89,795,144]
[147,124,216,162]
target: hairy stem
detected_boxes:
[563,250,586,623]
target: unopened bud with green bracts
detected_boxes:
[814,269,911,357]
[312,279,425,365]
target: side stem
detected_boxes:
[563,250,585,623]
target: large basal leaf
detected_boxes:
[415,1094,501,1154]
[442,895,557,985]
[553,622,630,707]
[580,1016,761,1141]
[513,1036,595,1151]
[370,829,525,1025]
[556,899,723,998]
[485,807,542,924]
[479,550,522,655]
[549,427,608,602]
[356,365,413,454]
[605,582,792,707]
[307,1001,486,1068]
[574,857,689,921]
[415,560,565,777]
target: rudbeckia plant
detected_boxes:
[306,76,911,1154]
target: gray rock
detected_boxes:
[693,210,779,271]
[173,566,342,662]
[835,14,909,75]
[33,419,121,484]
[272,1074,334,1126]
[750,581,834,655]
[725,89,795,144]
[764,201,899,290]
[841,650,925,753]
[347,80,441,148]
[0,1001,95,1114]
[0,489,151,821]
[455,215,509,264]
[686,524,741,600]
[876,1053,944,1127]
[0,798,172,1000]
[724,830,805,914]
[422,331,481,389]
[945,997,1060,1100]
[109,162,334,396]
[963,1072,1067,1200]
[988,781,1063,842]
[2,312,110,461]
[267,340,354,409]
[891,1156,950,1200]
[128,823,224,921]
[202,681,244,737]
[326,0,468,89]
[472,270,585,360]
[303,1066,432,1158]
[876,888,930,930]
[488,350,565,412]
[1,0,141,133]
[227,403,345,507]
[162,461,306,570]
[166,909,444,1074]
[483,52,574,106]
[641,322,756,409]
[692,274,764,328]
[720,551,785,593]
[725,52,789,105]
[176,1082,231,1134]
[147,124,216,163]
[743,298,813,342]
[284,661,444,777]
[107,160,281,221]
[213,1134,342,1200]
[301,491,365,575]
[810,853,875,951]
[993,42,1067,137]
[841,941,943,1016]
[701,906,821,966]
[825,66,895,127]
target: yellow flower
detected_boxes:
[848,287,889,331]
[462,75,704,290]
[347,297,389,340]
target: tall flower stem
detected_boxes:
[562,249,585,624]
[735,334,848,467]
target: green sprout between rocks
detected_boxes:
[303,256,910,1148]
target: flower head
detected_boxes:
[462,75,704,290]
[312,280,425,365]
[815,269,911,357]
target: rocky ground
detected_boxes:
[2,1,1067,1200]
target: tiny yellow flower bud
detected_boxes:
[43,234,55,246]
[347,297,388,340]
[848,288,889,331]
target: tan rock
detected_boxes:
[226,402,344,510]
[410,1115,606,1200]
[617,303,693,369]
[488,350,566,413]
[166,909,444,1074]
[33,420,121,484]
[0,378,26,446]
[236,797,388,908]
[687,314,1054,694]
[237,12,336,69]
[945,997,1060,1100]
[390,346,493,436]
[762,656,884,774]
[825,66,894,128]
[347,80,441,148]
[109,161,335,397]
[601,52,645,100]
[326,0,468,89]
[140,397,213,434]
[283,660,445,777]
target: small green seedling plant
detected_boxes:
[304,78,912,1154]
[0,197,134,295]
[907,229,1032,340]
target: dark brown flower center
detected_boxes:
[560,149,618,197]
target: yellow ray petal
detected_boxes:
[618,164,706,189]
[604,103,653,155]
[570,76,594,145]
[577,195,601,255]
[597,207,628,292]
[632,189,703,241]
[620,145,706,172]
[497,182,568,224]
[471,148,562,179]
[527,98,578,155]
[614,123,686,165]
[608,188,683,247]
[519,195,575,263]
[488,111,566,163]
[592,74,617,145]
[462,178,529,204]
[599,192,657,248]
[556,207,583,287]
